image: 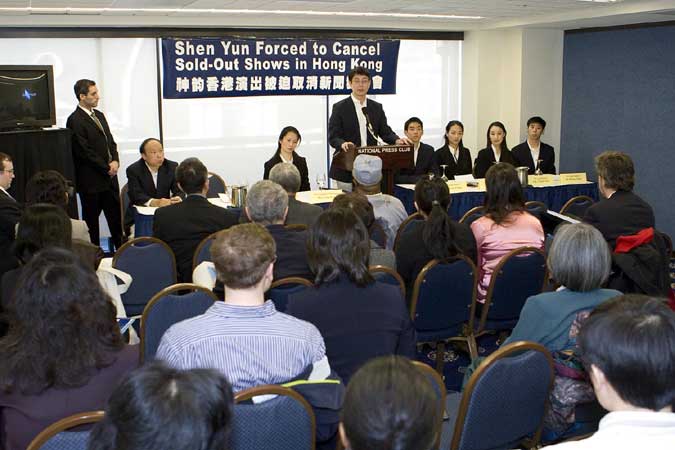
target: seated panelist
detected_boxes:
[126,138,181,208]
[263,126,310,192]
[473,121,516,179]
[435,120,473,179]
[511,116,556,174]
[394,117,438,184]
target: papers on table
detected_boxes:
[134,195,232,215]
[396,173,591,194]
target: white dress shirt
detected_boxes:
[491,144,502,162]
[528,141,541,168]
[351,94,368,147]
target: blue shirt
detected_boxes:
[157,300,326,392]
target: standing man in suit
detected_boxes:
[153,158,238,282]
[0,152,21,276]
[511,116,556,174]
[394,117,438,184]
[328,67,410,191]
[126,138,181,208]
[66,79,123,250]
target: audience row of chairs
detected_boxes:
[28,341,555,450]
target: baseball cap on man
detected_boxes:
[352,155,382,186]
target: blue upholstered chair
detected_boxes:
[393,212,424,252]
[369,265,406,298]
[525,200,548,221]
[140,283,217,362]
[232,385,316,450]
[476,247,548,336]
[410,256,479,371]
[26,411,104,450]
[369,220,388,249]
[267,277,313,313]
[192,231,218,270]
[411,361,447,450]
[559,195,595,219]
[112,237,177,317]
[207,171,227,197]
[458,206,485,226]
[449,341,554,450]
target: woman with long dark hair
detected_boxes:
[396,177,476,295]
[0,248,138,450]
[434,120,473,179]
[473,121,516,178]
[286,208,415,383]
[263,126,310,192]
[471,163,544,302]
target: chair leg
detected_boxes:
[435,341,446,374]
[467,336,478,360]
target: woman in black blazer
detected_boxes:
[473,121,516,178]
[263,126,310,192]
[434,120,473,179]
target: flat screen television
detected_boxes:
[0,65,56,131]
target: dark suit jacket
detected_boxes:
[286,276,416,384]
[287,197,322,228]
[394,142,438,184]
[473,147,516,178]
[511,142,556,174]
[153,195,239,282]
[583,190,655,247]
[434,144,473,180]
[0,190,21,276]
[66,107,119,194]
[266,224,313,280]
[328,97,399,183]
[263,153,311,192]
[126,158,180,206]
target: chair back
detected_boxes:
[411,361,446,450]
[140,283,217,362]
[410,256,478,342]
[459,206,485,225]
[369,220,388,249]
[268,277,313,312]
[525,201,548,219]
[207,171,227,197]
[393,212,423,252]
[369,265,406,298]
[450,341,554,450]
[559,195,594,219]
[26,411,104,450]
[232,385,316,450]
[479,247,547,332]
[192,231,218,270]
[112,237,177,317]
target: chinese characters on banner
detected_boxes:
[161,38,400,99]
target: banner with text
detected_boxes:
[161,38,400,99]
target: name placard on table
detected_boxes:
[529,174,555,187]
[559,173,588,184]
[446,180,468,193]
[297,189,343,204]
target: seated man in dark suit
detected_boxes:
[153,157,238,282]
[126,138,181,208]
[245,180,313,281]
[269,162,322,228]
[0,152,21,277]
[394,117,438,184]
[511,116,556,174]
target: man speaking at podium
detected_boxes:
[328,67,410,191]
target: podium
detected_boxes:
[332,144,413,194]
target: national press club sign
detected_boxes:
[161,37,400,99]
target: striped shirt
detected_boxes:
[156,300,326,392]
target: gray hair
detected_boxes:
[245,180,288,225]
[548,223,611,292]
[269,163,301,194]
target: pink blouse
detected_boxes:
[471,211,545,302]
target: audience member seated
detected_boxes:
[434,120,473,180]
[153,157,238,282]
[502,223,621,435]
[332,192,396,270]
[125,137,182,233]
[157,223,328,392]
[270,162,322,227]
[286,208,416,384]
[0,152,22,277]
[473,121,516,179]
[394,117,438,184]
[352,154,408,250]
[263,126,311,192]
[396,176,477,297]
[543,294,675,449]
[511,116,557,175]
[0,248,138,450]
[471,163,545,302]
[583,151,655,247]
[340,356,440,450]
[88,362,233,450]
[24,170,91,242]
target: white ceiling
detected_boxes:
[0,0,674,31]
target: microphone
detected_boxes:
[361,107,384,145]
